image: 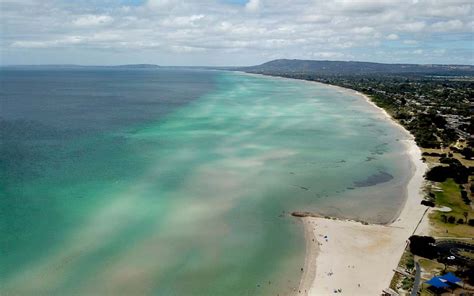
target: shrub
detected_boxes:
[409,236,437,259]
[425,166,452,182]
[425,164,469,184]
[461,190,470,205]
[406,257,415,271]
[439,157,461,166]
[448,216,456,223]
[457,218,464,224]
[422,152,442,157]
[440,214,447,223]
[468,219,474,227]
[460,147,473,159]
[421,200,435,207]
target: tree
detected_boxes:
[463,212,468,223]
[409,236,437,259]
[421,200,435,207]
[425,166,451,182]
[440,214,447,223]
[425,164,469,184]
[460,147,473,160]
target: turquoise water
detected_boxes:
[1,69,411,295]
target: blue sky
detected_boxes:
[1,0,473,65]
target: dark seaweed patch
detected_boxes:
[354,171,393,187]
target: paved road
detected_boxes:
[410,262,421,296]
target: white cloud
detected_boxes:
[403,39,418,45]
[300,14,332,23]
[11,33,121,48]
[162,15,204,27]
[431,20,463,32]
[11,40,51,48]
[423,4,471,17]
[12,36,83,48]
[386,33,399,40]
[73,15,113,27]
[245,0,260,12]
[329,0,397,14]
[352,26,375,34]
[397,21,426,32]
[146,0,176,9]
[311,51,349,59]
[170,45,206,53]
[2,0,473,65]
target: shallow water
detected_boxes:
[1,68,411,295]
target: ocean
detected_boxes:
[0,68,412,295]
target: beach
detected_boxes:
[297,88,429,295]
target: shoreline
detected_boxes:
[297,84,429,295]
[298,136,427,295]
[239,71,429,294]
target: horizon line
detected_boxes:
[2,58,474,68]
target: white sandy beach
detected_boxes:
[297,89,430,296]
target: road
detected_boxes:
[410,262,421,296]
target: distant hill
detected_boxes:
[240,59,474,76]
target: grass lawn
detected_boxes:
[459,250,474,260]
[421,147,474,167]
[429,179,473,237]
[418,258,444,277]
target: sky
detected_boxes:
[0,0,473,66]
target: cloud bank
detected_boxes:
[1,0,473,65]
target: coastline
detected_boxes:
[298,137,427,295]
[239,71,430,295]
[297,85,429,295]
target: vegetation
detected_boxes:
[430,179,473,237]
[418,258,444,275]
[459,250,474,260]
[425,163,469,184]
[390,250,416,293]
[408,236,437,259]
[433,180,470,219]
[421,200,435,207]
[401,277,414,291]
[241,59,474,76]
